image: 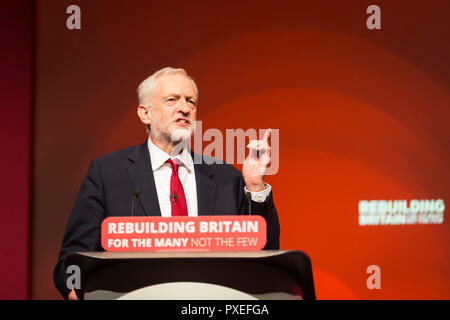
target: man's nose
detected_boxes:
[178,99,190,115]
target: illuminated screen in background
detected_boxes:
[32,0,449,299]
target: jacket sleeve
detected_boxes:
[53,159,106,299]
[238,176,280,250]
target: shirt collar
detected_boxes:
[147,138,194,173]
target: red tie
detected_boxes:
[166,159,188,216]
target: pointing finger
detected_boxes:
[263,128,272,144]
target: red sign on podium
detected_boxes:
[101,215,267,252]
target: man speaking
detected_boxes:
[53,67,280,300]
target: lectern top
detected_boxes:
[73,250,291,260]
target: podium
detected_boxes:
[64,250,315,300]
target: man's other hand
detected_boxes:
[68,289,79,300]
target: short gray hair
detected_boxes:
[137,67,198,107]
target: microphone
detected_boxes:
[170,190,177,203]
[131,187,141,216]
[245,192,252,215]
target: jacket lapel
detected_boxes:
[127,141,162,216]
[193,152,217,216]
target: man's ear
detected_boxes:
[137,105,152,126]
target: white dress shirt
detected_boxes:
[147,138,271,217]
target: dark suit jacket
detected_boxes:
[54,141,280,299]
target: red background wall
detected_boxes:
[30,0,449,299]
[0,0,32,299]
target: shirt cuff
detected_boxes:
[244,183,272,203]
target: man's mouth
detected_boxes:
[175,118,190,127]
